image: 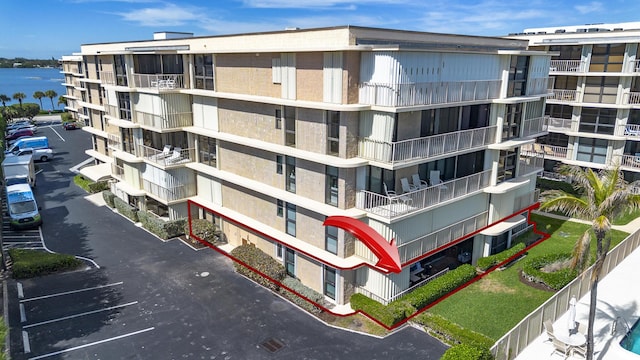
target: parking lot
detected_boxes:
[5,119,447,359]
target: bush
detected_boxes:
[441,344,493,360]
[536,177,580,196]
[476,243,527,271]
[102,190,116,208]
[401,264,478,311]
[9,249,83,279]
[230,244,286,291]
[73,174,92,192]
[88,181,109,193]
[350,293,405,327]
[137,211,186,240]
[279,277,325,314]
[185,219,222,244]
[522,253,577,290]
[113,196,139,223]
[60,112,73,123]
[416,312,494,348]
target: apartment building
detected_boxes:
[510,22,640,182]
[61,26,550,307]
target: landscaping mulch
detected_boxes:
[518,269,555,292]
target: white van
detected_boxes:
[5,136,49,153]
[6,183,42,230]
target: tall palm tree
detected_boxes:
[12,92,26,108]
[57,96,67,109]
[0,94,10,107]
[45,90,58,110]
[540,164,640,360]
[33,91,45,108]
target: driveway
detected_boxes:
[6,122,448,359]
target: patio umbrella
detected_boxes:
[568,296,577,333]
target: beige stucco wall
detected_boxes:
[218,99,281,144]
[219,141,283,188]
[296,52,323,102]
[295,107,326,153]
[344,51,361,104]
[215,53,280,97]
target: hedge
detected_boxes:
[9,249,84,279]
[279,277,325,314]
[230,244,286,291]
[476,242,527,271]
[113,196,139,223]
[522,253,577,290]
[88,181,109,193]
[416,312,494,348]
[137,211,186,240]
[350,293,406,326]
[441,344,494,360]
[102,190,116,208]
[185,219,222,244]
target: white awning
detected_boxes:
[480,214,528,236]
[79,163,112,182]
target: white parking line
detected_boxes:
[20,282,124,303]
[17,282,24,299]
[22,331,31,353]
[27,327,154,360]
[20,304,27,323]
[47,125,65,142]
[23,301,138,329]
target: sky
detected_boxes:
[2,0,640,59]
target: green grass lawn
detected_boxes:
[426,213,629,341]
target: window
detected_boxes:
[507,56,529,97]
[326,166,338,206]
[497,150,517,183]
[324,266,336,300]
[326,225,338,254]
[114,55,128,86]
[502,103,522,140]
[285,248,295,276]
[134,54,184,75]
[272,57,282,84]
[275,243,283,260]
[583,76,619,104]
[275,108,282,129]
[286,156,296,193]
[198,135,217,167]
[579,108,616,135]
[590,44,625,72]
[194,54,214,90]
[490,232,509,255]
[121,128,135,154]
[276,155,283,174]
[286,203,296,237]
[576,138,607,164]
[284,106,295,146]
[117,92,131,121]
[277,200,283,217]
[327,111,340,155]
[546,104,573,120]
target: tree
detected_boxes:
[45,90,58,110]
[33,91,45,108]
[22,103,40,120]
[12,92,26,108]
[1,106,19,122]
[540,164,640,360]
[0,94,10,107]
[57,96,67,108]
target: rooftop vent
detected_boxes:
[555,29,566,33]
[284,27,300,31]
[614,28,624,31]
[537,31,547,34]
[577,28,587,33]
[153,32,194,40]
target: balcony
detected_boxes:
[138,144,194,167]
[624,124,640,137]
[521,143,568,160]
[547,117,573,132]
[107,133,122,151]
[550,60,584,72]
[616,154,640,170]
[526,78,551,96]
[134,110,193,130]
[548,89,579,102]
[99,71,115,85]
[359,80,501,107]
[355,170,492,220]
[519,154,544,176]
[628,60,640,73]
[131,74,186,90]
[142,179,196,202]
[358,126,497,166]
[624,92,640,105]
[111,163,124,180]
[521,116,548,138]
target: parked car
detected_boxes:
[5,147,54,162]
[7,124,37,135]
[5,129,34,141]
[62,122,78,130]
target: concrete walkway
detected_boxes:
[515,213,640,360]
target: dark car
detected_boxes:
[62,122,79,130]
[5,129,34,141]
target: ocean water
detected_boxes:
[0,68,67,110]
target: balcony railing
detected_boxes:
[550,60,584,72]
[138,144,194,167]
[521,143,568,160]
[99,71,115,85]
[625,92,640,105]
[519,155,544,176]
[616,154,640,170]
[547,117,573,132]
[131,74,186,90]
[359,80,501,107]
[358,126,497,165]
[355,170,492,220]
[628,60,640,73]
[142,179,196,202]
[548,89,578,102]
[107,133,122,151]
[521,116,548,138]
[624,124,640,137]
[135,110,193,130]
[111,163,124,179]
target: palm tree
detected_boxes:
[12,92,26,108]
[0,94,10,107]
[33,91,45,108]
[45,90,58,110]
[57,96,67,109]
[540,164,640,360]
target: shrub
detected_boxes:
[9,249,83,279]
[280,277,325,313]
[416,312,494,348]
[522,253,577,290]
[476,243,527,271]
[102,190,116,208]
[536,177,580,196]
[137,211,186,240]
[401,264,477,310]
[441,344,493,360]
[88,180,109,193]
[230,244,286,291]
[73,174,92,192]
[350,293,405,327]
[113,196,139,223]
[185,219,222,244]
[60,112,73,123]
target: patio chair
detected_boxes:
[165,78,176,89]
[383,183,412,206]
[544,319,555,342]
[165,147,182,164]
[400,177,417,192]
[153,144,172,160]
[550,336,572,359]
[411,174,428,189]
[429,170,448,190]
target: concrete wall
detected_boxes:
[215,53,280,97]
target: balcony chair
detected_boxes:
[165,147,183,164]
[550,336,572,359]
[153,144,172,161]
[543,319,555,342]
[411,174,429,190]
[429,170,448,190]
[383,183,412,206]
[400,177,417,193]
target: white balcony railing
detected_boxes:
[358,126,497,165]
[628,60,640,73]
[521,116,548,138]
[359,80,501,107]
[624,124,640,137]
[131,73,186,90]
[99,71,116,85]
[138,144,194,167]
[521,143,568,160]
[107,133,122,151]
[142,179,196,202]
[550,60,584,72]
[548,89,579,102]
[355,170,492,220]
[111,163,124,179]
[519,155,544,176]
[547,117,573,132]
[625,92,640,105]
[135,110,193,130]
[616,154,640,170]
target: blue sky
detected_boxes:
[2,0,640,59]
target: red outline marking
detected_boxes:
[186,200,549,330]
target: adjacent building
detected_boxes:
[60,26,550,307]
[510,22,640,182]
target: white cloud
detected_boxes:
[117,3,205,27]
[241,0,409,9]
[575,1,604,14]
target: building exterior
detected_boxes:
[510,22,640,182]
[60,26,550,307]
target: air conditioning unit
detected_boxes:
[555,29,566,33]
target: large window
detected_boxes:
[285,248,295,277]
[579,108,616,135]
[590,44,625,72]
[324,266,336,300]
[286,156,296,193]
[326,166,338,206]
[117,92,131,121]
[583,76,619,104]
[502,103,522,141]
[114,55,128,86]
[497,150,517,183]
[284,106,295,146]
[549,45,582,60]
[325,225,338,254]
[552,75,578,91]
[197,135,217,167]
[507,56,529,97]
[327,111,340,155]
[576,138,607,164]
[194,54,214,90]
[546,104,573,119]
[134,54,184,74]
[121,128,135,154]
[286,203,296,237]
